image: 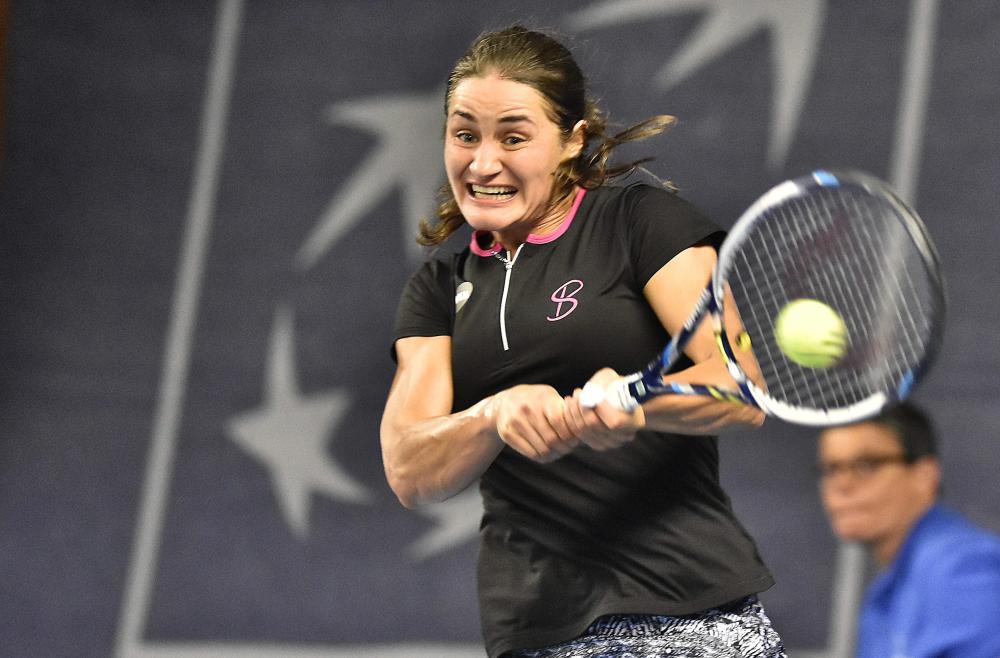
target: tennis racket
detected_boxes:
[580,169,946,426]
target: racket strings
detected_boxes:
[801,193,888,404]
[723,183,940,413]
[841,192,931,389]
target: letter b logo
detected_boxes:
[547,280,583,321]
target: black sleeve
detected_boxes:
[624,184,726,287]
[390,256,455,362]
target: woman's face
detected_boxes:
[444,73,583,242]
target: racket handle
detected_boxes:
[580,381,639,412]
[578,382,605,408]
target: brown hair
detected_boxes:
[418,25,676,246]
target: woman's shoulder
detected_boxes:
[587,181,706,220]
[401,248,470,296]
[590,180,679,201]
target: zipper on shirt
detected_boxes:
[497,244,524,351]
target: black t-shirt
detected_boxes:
[393,183,774,657]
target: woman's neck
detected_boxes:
[493,187,578,253]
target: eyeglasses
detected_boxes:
[817,454,910,482]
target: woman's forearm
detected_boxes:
[640,358,765,435]
[380,397,504,508]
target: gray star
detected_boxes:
[569,0,825,169]
[227,304,371,539]
[409,489,482,561]
[295,88,445,270]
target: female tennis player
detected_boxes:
[381,25,785,658]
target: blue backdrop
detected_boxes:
[2,1,998,657]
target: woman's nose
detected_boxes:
[469,141,502,177]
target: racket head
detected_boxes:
[712,170,946,426]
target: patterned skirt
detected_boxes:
[504,596,786,658]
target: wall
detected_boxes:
[2,1,998,656]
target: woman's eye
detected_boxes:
[504,135,526,146]
[455,132,476,143]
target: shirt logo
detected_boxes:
[455,281,473,313]
[547,280,583,321]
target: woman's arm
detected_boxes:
[640,244,765,434]
[380,336,501,508]
[381,335,579,508]
[565,245,764,444]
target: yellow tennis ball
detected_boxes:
[775,299,848,368]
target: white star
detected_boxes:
[568,0,826,169]
[227,304,371,539]
[409,489,482,561]
[295,89,445,270]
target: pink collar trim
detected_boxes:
[469,187,587,257]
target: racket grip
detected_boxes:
[580,380,639,412]
[579,382,605,408]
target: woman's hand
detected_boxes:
[565,368,646,451]
[489,384,580,463]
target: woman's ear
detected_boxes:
[565,120,587,160]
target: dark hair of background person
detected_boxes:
[870,401,939,462]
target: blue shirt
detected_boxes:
[858,504,1000,658]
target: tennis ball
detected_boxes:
[774,299,848,368]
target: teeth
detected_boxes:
[471,184,517,197]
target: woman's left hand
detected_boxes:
[565,368,646,451]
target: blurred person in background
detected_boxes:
[817,402,1000,658]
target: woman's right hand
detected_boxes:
[489,384,580,463]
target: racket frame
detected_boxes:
[603,170,945,426]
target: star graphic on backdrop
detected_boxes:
[227,305,371,539]
[409,488,482,560]
[295,89,445,270]
[568,0,825,169]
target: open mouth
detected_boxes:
[469,184,517,201]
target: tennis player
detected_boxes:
[381,25,785,657]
